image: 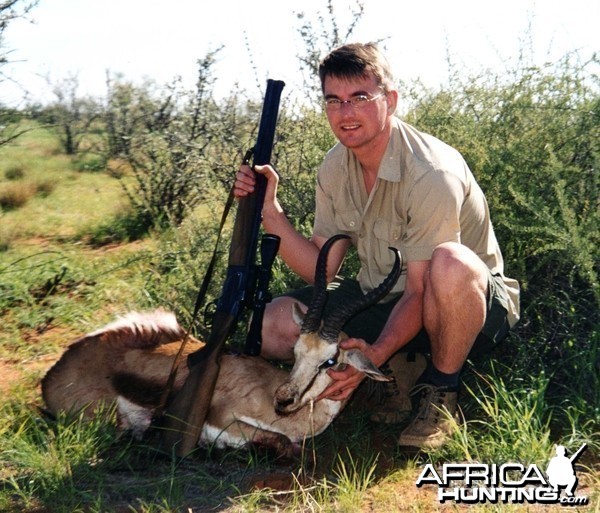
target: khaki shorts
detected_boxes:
[283,269,511,357]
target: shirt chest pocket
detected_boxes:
[335,210,361,234]
[373,218,403,246]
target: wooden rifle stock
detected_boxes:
[161,79,285,457]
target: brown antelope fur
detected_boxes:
[41,310,349,457]
[41,235,400,457]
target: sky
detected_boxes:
[2,0,599,107]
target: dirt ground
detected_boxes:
[0,324,74,396]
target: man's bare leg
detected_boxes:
[399,242,489,449]
[260,296,306,361]
[424,242,488,375]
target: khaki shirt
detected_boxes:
[313,118,520,327]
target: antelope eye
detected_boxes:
[320,358,337,369]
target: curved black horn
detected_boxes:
[319,247,402,342]
[300,234,350,334]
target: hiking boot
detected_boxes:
[397,383,459,450]
[368,352,427,424]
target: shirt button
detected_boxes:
[349,221,355,227]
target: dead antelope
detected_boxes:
[41,235,401,456]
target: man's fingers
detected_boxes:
[333,388,353,401]
[328,384,355,402]
[234,165,256,197]
[318,382,346,402]
[234,164,280,199]
[317,366,365,402]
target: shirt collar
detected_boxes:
[337,117,410,182]
[377,117,403,182]
[341,117,403,183]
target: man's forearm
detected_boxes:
[370,291,424,366]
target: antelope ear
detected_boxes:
[344,349,393,382]
[291,302,305,327]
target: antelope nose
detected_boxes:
[275,397,295,412]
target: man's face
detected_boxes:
[323,73,395,153]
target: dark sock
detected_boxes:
[419,362,460,391]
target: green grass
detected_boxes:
[0,124,153,355]
[0,242,152,361]
[443,366,556,464]
[0,124,127,241]
[0,166,127,241]
[0,405,120,511]
[0,122,598,512]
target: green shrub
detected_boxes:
[74,154,107,173]
[400,53,599,428]
[108,52,236,231]
[3,164,26,180]
[142,204,230,335]
[33,178,56,198]
[85,206,153,246]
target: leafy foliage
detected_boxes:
[104,50,253,231]
[0,2,598,508]
[45,74,102,156]
[402,53,599,424]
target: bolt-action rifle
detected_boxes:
[162,79,285,457]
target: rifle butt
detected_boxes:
[161,313,232,457]
[160,350,220,457]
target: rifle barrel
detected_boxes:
[161,79,285,457]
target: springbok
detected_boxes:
[41,235,401,456]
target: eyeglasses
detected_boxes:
[324,92,386,111]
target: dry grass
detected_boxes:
[0,181,37,210]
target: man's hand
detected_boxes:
[234,164,281,214]
[233,163,256,197]
[317,338,383,402]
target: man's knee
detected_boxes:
[429,243,488,294]
[261,296,306,360]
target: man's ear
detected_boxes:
[386,89,398,115]
[291,302,305,327]
[344,349,392,382]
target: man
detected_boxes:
[234,43,520,449]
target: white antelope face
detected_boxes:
[273,234,402,414]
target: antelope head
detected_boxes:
[274,234,402,414]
